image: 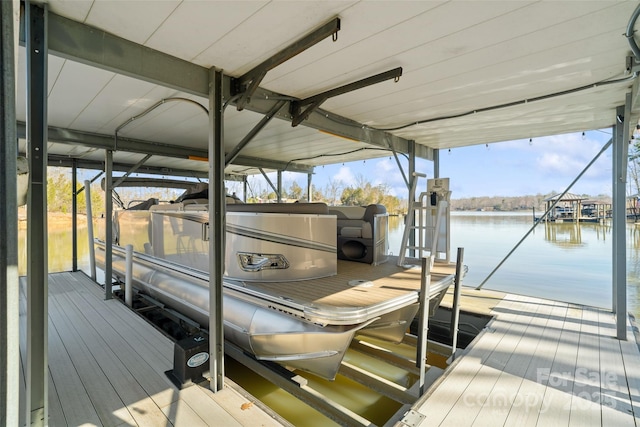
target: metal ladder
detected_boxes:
[397,174,448,266]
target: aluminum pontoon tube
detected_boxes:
[94,242,369,380]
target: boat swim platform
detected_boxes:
[390,291,640,427]
[18,271,287,427]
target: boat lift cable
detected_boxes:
[475,137,613,291]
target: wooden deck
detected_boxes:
[18,272,287,427]
[397,293,640,427]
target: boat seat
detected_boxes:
[328,204,387,264]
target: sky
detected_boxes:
[235,129,620,201]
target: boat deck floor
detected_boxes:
[396,291,640,427]
[239,256,457,309]
[18,271,286,427]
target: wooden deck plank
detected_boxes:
[534,304,584,427]
[567,306,603,427]
[199,382,286,427]
[161,399,209,427]
[56,274,175,385]
[502,302,569,427]
[66,272,173,357]
[414,295,535,425]
[596,310,636,427]
[409,292,640,427]
[619,321,640,425]
[47,369,68,427]
[177,385,243,426]
[48,276,171,426]
[470,299,559,426]
[439,295,547,426]
[47,313,103,426]
[47,280,137,426]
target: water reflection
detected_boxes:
[544,222,585,248]
[542,222,611,248]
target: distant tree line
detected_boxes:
[46,166,621,216]
[449,193,610,212]
[245,174,406,214]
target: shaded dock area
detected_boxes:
[396,291,640,427]
[18,272,286,427]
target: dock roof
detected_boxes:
[543,193,588,202]
[15,1,640,176]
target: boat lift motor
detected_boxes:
[165,333,210,388]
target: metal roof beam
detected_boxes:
[17,122,315,173]
[29,7,428,161]
[290,67,403,127]
[46,155,208,179]
[235,85,432,160]
[225,100,286,166]
[42,11,209,96]
[232,17,340,111]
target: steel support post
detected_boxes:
[72,159,78,271]
[409,141,416,257]
[417,256,434,395]
[243,177,248,202]
[208,67,225,392]
[0,0,19,424]
[26,3,48,425]
[307,173,312,202]
[613,102,629,340]
[277,170,282,203]
[104,150,113,299]
[450,248,465,359]
[433,148,440,178]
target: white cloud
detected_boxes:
[332,166,356,186]
[534,134,611,181]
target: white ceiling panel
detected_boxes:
[85,0,181,45]
[261,1,534,98]
[46,60,116,129]
[70,74,160,133]
[193,1,356,75]
[262,1,445,86]
[15,48,66,122]
[145,0,269,63]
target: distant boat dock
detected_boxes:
[534,193,613,224]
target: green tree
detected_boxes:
[288,181,303,200]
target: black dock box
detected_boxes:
[165,334,209,388]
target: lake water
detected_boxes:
[19,212,640,318]
[387,212,640,318]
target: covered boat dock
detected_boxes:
[3,1,640,426]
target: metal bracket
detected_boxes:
[627,55,640,74]
[290,67,403,127]
[232,17,341,110]
[400,410,426,427]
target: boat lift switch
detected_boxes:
[165,334,210,389]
